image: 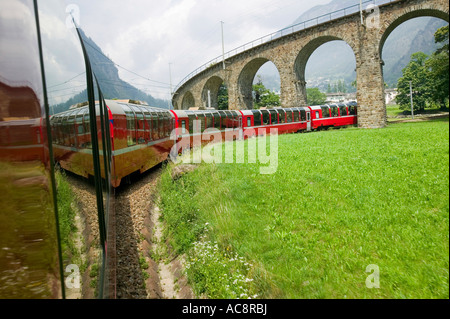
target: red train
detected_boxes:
[51,99,174,187]
[50,100,357,187]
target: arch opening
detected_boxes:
[181,91,195,110]
[380,12,449,113]
[201,76,228,110]
[238,58,280,110]
[295,36,357,107]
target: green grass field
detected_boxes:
[158,119,449,299]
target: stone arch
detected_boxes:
[181,91,195,110]
[237,57,280,109]
[294,36,358,103]
[379,7,449,57]
[201,75,226,109]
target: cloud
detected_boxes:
[71,0,331,99]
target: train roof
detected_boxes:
[105,99,172,115]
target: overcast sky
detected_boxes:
[71,0,332,100]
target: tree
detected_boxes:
[426,25,449,109]
[396,52,431,112]
[306,88,327,105]
[217,83,229,110]
[253,76,280,108]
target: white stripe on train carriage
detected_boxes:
[0,144,44,150]
[53,137,171,157]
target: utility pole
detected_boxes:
[360,0,364,26]
[221,21,225,70]
[208,90,211,109]
[169,63,173,110]
[409,81,414,120]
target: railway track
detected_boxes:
[66,165,193,299]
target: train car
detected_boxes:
[240,107,312,137]
[51,100,175,188]
[171,102,357,149]
[170,109,241,149]
[309,102,357,130]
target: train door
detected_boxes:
[307,112,311,132]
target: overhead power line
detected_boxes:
[83,39,171,87]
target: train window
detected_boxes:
[76,110,84,136]
[158,112,164,139]
[143,110,151,141]
[261,110,270,125]
[122,105,136,146]
[223,111,231,129]
[330,105,339,117]
[285,110,292,123]
[149,111,157,140]
[300,109,307,122]
[321,106,330,118]
[247,117,251,127]
[166,113,172,137]
[338,104,347,116]
[213,112,221,130]
[293,109,299,122]
[278,110,286,123]
[187,112,197,134]
[217,111,225,130]
[196,113,205,132]
[269,110,278,124]
[83,111,91,148]
[232,111,241,128]
[181,120,186,130]
[206,113,213,129]
[316,111,320,119]
[252,110,261,126]
[348,104,357,115]
[135,109,145,130]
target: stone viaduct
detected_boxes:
[172,0,449,129]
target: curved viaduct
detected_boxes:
[172,0,449,129]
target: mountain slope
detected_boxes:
[51,30,168,114]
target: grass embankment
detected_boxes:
[158,119,449,299]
